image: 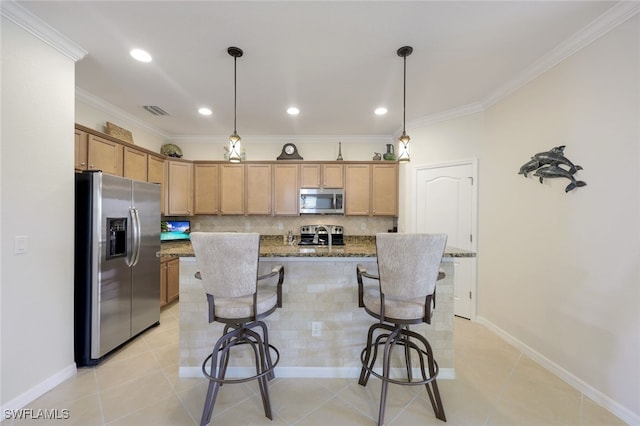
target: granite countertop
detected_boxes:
[159,235,475,258]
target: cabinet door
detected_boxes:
[274,164,299,216]
[345,164,371,216]
[166,258,180,303]
[167,160,193,216]
[300,164,321,188]
[160,261,168,307]
[322,164,344,188]
[372,163,398,216]
[246,164,272,215]
[148,155,166,215]
[87,135,123,176]
[123,147,148,181]
[220,164,245,215]
[74,129,88,170]
[194,163,219,214]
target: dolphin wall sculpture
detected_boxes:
[518,145,586,192]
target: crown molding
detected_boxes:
[0,1,87,61]
[482,0,640,108]
[405,102,484,133]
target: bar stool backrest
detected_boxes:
[191,232,260,298]
[375,233,447,300]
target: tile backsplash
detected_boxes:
[164,215,395,236]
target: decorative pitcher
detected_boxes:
[383,144,395,161]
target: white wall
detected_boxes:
[398,15,639,424]
[479,16,639,419]
[1,19,77,408]
[75,98,168,153]
[165,136,392,162]
[398,112,484,232]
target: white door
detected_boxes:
[415,161,477,319]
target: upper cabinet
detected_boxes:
[246,164,272,215]
[123,146,148,182]
[345,163,398,216]
[300,163,343,188]
[148,155,166,215]
[344,164,371,216]
[371,163,398,216]
[75,129,88,171]
[87,134,123,176]
[194,163,219,215]
[166,160,193,216]
[274,164,299,216]
[220,164,245,215]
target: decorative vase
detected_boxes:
[383,144,395,161]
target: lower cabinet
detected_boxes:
[160,256,180,307]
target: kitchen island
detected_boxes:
[160,237,475,379]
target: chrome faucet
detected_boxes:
[313,225,332,248]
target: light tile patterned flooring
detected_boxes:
[10,302,625,425]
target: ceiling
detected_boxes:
[15,1,618,140]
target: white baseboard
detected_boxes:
[179,366,455,380]
[476,316,638,426]
[0,363,77,423]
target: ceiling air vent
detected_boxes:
[143,105,170,116]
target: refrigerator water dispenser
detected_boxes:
[107,217,127,259]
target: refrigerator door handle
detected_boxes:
[131,207,142,266]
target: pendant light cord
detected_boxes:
[233,55,237,135]
[403,54,407,135]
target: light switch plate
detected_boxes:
[14,235,28,254]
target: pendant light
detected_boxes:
[228,46,243,163]
[397,46,413,163]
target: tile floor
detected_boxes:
[11,302,626,425]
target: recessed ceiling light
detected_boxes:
[198,107,212,116]
[130,48,152,63]
[287,107,300,115]
[374,107,388,115]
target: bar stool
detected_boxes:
[191,232,284,426]
[357,233,447,425]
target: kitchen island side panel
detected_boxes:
[178,256,454,378]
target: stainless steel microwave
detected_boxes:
[300,188,344,214]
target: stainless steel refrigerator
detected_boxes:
[74,171,161,366]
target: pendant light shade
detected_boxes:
[228,47,243,163]
[397,46,413,163]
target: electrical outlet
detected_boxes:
[361,222,366,230]
[194,223,201,231]
[278,222,284,230]
[245,222,251,230]
[311,321,322,337]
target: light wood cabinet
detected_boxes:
[274,164,299,216]
[87,134,123,176]
[345,163,398,216]
[74,129,88,171]
[322,164,344,188]
[246,164,272,215]
[344,164,371,215]
[160,256,179,307]
[300,163,343,188]
[148,155,166,215]
[123,146,148,181]
[194,163,219,214]
[300,164,321,188]
[220,164,245,215]
[166,160,193,216]
[371,163,398,216]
